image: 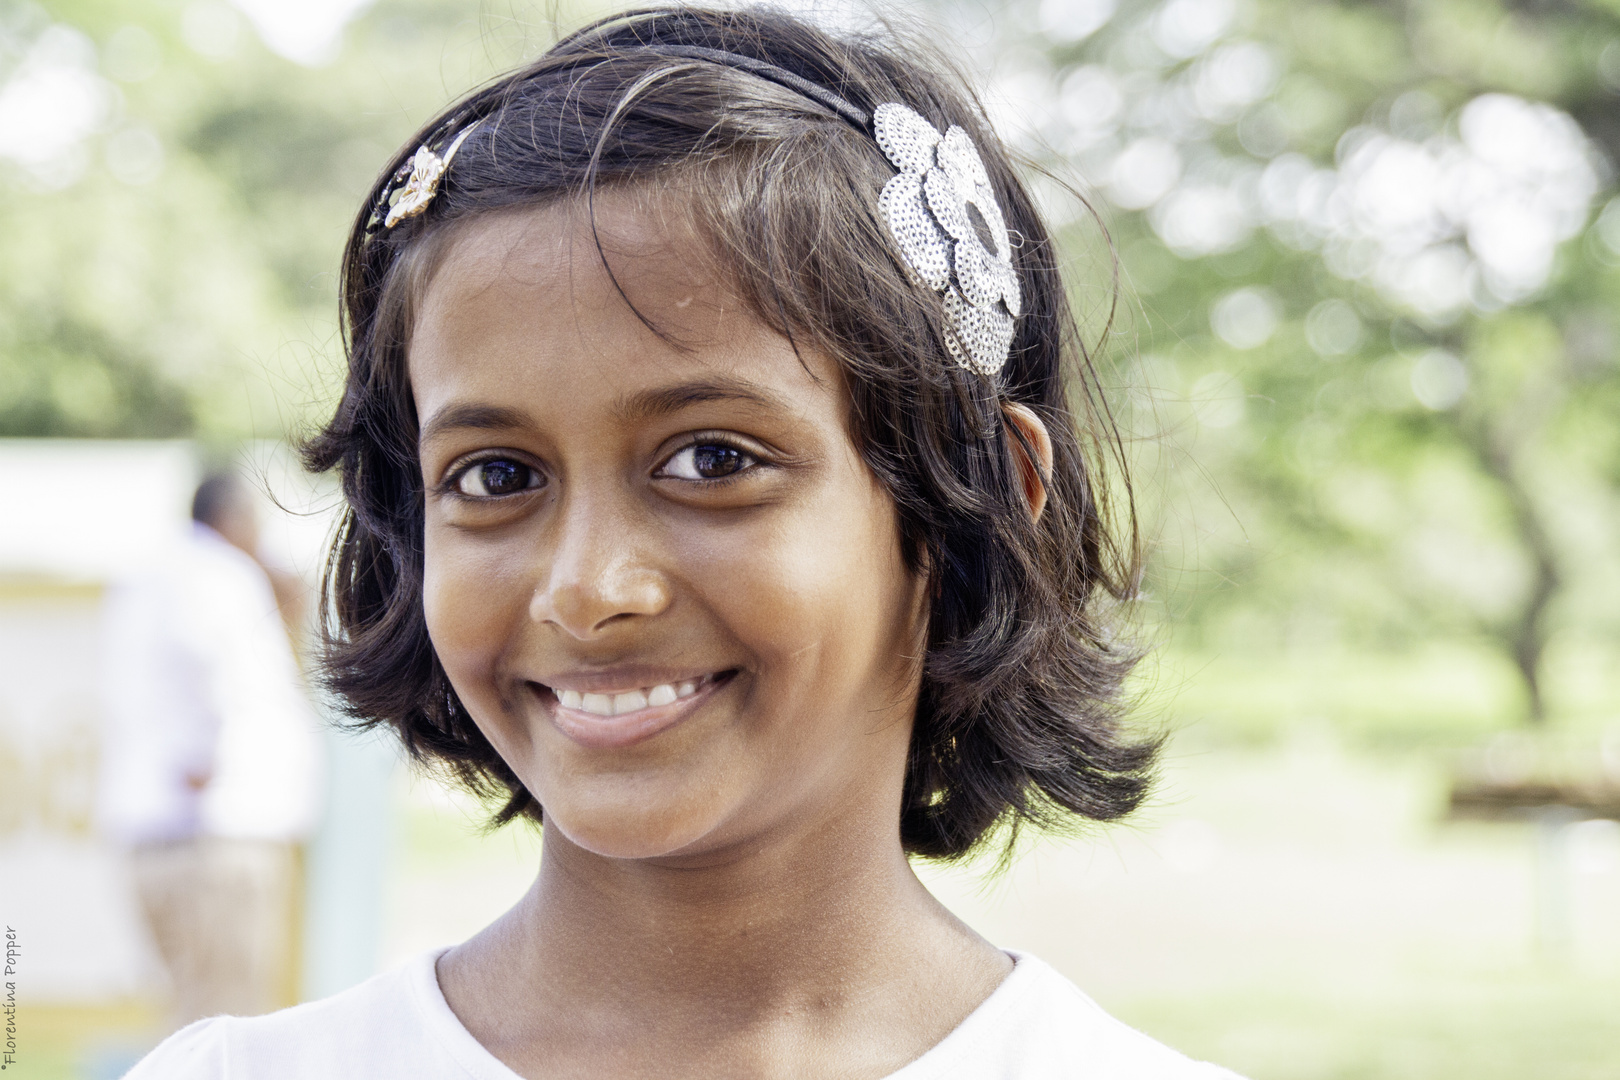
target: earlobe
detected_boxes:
[1002,402,1053,524]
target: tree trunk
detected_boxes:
[1465,421,1561,725]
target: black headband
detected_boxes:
[636,45,872,130]
[370,46,867,234]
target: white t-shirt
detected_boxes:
[125,949,1243,1079]
[97,523,322,845]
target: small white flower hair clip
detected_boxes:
[874,103,1021,378]
[380,123,479,229]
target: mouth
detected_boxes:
[537,670,735,749]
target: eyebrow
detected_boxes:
[418,403,533,447]
[418,379,795,448]
[615,378,793,423]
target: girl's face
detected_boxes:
[410,196,930,861]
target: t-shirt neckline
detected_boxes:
[406,946,1038,1080]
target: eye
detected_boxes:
[660,442,756,481]
[454,458,540,498]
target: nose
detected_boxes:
[528,489,672,640]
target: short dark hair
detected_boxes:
[191,471,245,530]
[303,5,1157,859]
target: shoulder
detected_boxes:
[122,1016,229,1078]
[894,952,1245,1080]
[122,952,480,1080]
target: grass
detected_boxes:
[1113,971,1620,1080]
[1141,637,1620,748]
[14,1002,161,1080]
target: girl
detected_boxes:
[130,7,1241,1077]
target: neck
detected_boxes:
[438,796,1009,1078]
[594,824,923,991]
[476,803,946,1006]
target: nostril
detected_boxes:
[529,567,674,637]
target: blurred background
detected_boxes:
[2,0,1618,1076]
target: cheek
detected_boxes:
[709,481,920,702]
[422,524,529,696]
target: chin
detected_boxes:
[539,779,740,861]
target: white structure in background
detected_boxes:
[0,442,193,998]
[0,440,393,1004]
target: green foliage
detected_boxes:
[0,0,596,439]
[1003,0,1620,719]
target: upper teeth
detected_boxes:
[556,679,703,717]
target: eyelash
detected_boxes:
[441,454,544,501]
[439,435,767,501]
[656,434,765,486]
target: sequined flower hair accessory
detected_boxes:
[874,103,1021,377]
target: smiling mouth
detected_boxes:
[555,676,710,717]
[539,670,735,749]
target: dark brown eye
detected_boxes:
[456,459,536,497]
[662,443,754,481]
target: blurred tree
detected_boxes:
[0,0,591,440]
[983,0,1620,722]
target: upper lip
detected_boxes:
[534,666,731,695]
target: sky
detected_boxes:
[228,0,376,66]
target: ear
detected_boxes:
[1002,402,1053,524]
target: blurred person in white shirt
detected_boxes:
[97,470,324,1030]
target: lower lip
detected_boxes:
[542,674,729,749]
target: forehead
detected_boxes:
[408,195,838,420]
